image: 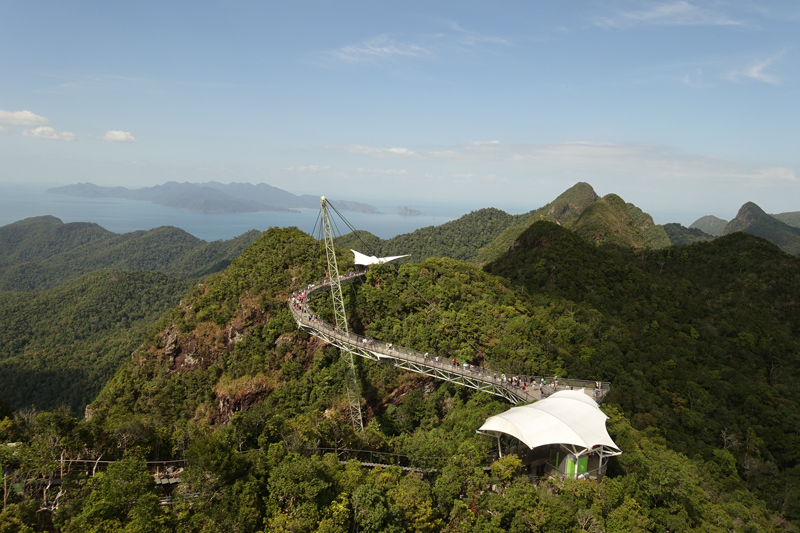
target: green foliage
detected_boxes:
[490,454,522,484]
[570,194,651,249]
[476,182,599,265]
[84,227,330,437]
[626,202,671,249]
[0,504,35,533]
[0,270,191,414]
[335,207,515,264]
[3,208,800,531]
[663,222,714,245]
[724,202,800,256]
[486,220,800,522]
[0,216,260,291]
[59,455,171,533]
[389,475,441,533]
[690,214,729,236]
[773,211,800,229]
[351,482,403,533]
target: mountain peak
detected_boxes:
[722,201,800,255]
[724,201,772,235]
[690,215,728,237]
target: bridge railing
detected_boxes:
[308,447,450,471]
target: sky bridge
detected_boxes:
[289,272,610,406]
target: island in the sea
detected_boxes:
[397,206,424,216]
[48,181,383,215]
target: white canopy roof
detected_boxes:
[478,390,620,455]
[351,249,410,266]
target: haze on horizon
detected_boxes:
[1,1,798,226]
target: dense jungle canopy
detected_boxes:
[2,195,800,531]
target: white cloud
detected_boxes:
[0,109,49,126]
[286,165,331,171]
[476,142,797,188]
[22,126,76,141]
[101,130,137,143]
[681,68,707,88]
[331,140,797,191]
[332,144,418,158]
[356,168,407,175]
[593,1,743,28]
[742,167,798,182]
[466,140,501,146]
[327,35,429,64]
[443,21,509,46]
[726,52,783,85]
[320,23,508,67]
[334,140,651,164]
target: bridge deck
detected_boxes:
[289,273,609,405]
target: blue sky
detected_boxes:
[1,1,798,223]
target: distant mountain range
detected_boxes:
[720,202,800,256]
[335,182,800,263]
[774,211,800,228]
[689,215,728,236]
[0,215,262,291]
[6,177,800,528]
[47,181,382,214]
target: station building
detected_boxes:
[477,389,621,479]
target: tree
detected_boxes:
[60,455,170,533]
[389,474,441,533]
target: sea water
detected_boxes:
[0,183,483,241]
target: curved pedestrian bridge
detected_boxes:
[289,272,609,405]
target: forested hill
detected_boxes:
[0,216,261,291]
[690,214,729,236]
[0,216,262,413]
[774,211,800,229]
[1,224,798,531]
[723,202,800,256]
[334,184,797,268]
[334,207,515,263]
[569,193,671,249]
[333,182,602,265]
[0,269,191,414]
[475,181,600,264]
[480,188,672,263]
[663,222,714,245]
[485,220,800,518]
[335,182,675,268]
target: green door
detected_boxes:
[577,455,588,474]
[567,459,576,477]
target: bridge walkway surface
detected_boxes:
[289,272,609,405]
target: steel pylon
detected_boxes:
[320,196,364,431]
